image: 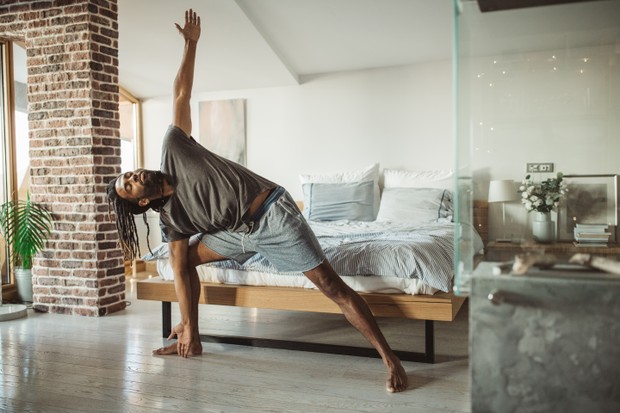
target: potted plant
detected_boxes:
[0,193,53,303]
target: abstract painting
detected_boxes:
[199,99,246,165]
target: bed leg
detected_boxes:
[162,301,172,338]
[425,320,435,363]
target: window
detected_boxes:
[0,39,27,296]
[119,86,143,172]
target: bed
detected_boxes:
[136,165,486,363]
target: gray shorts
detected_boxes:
[199,190,326,273]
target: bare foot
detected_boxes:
[152,340,203,356]
[386,360,408,393]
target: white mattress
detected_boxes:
[156,259,439,295]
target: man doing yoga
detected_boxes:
[107,9,408,393]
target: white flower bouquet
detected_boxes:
[518,172,567,213]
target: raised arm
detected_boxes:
[173,9,201,137]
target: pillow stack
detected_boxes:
[299,165,454,225]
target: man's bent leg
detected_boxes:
[304,261,408,393]
[153,241,226,356]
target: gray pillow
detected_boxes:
[302,181,375,221]
[376,187,453,223]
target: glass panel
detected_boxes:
[455,0,620,293]
[454,0,477,295]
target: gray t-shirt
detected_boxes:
[159,125,276,242]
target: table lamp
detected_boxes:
[488,179,519,242]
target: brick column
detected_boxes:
[0,0,125,316]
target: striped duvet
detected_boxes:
[156,219,470,293]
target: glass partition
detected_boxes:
[455,0,620,293]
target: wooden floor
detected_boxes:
[1,277,471,413]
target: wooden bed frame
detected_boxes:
[136,200,488,364]
[137,279,466,363]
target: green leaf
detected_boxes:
[0,193,53,269]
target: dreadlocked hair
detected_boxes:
[106,177,153,262]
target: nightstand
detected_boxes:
[484,240,620,262]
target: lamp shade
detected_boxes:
[488,180,518,203]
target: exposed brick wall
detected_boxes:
[0,0,125,316]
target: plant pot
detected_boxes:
[14,267,33,303]
[532,211,555,243]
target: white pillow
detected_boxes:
[300,163,380,218]
[383,169,454,190]
[376,187,453,224]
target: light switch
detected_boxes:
[526,163,554,173]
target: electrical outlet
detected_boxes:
[526,163,554,173]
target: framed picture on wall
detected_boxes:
[557,174,619,242]
[199,99,247,165]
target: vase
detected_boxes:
[14,267,33,303]
[532,212,555,243]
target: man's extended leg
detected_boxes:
[304,261,408,393]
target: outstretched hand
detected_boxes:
[168,322,193,358]
[175,9,201,43]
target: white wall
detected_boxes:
[134,42,620,252]
[136,60,454,250]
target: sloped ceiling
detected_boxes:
[117,0,454,98]
[117,0,620,99]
